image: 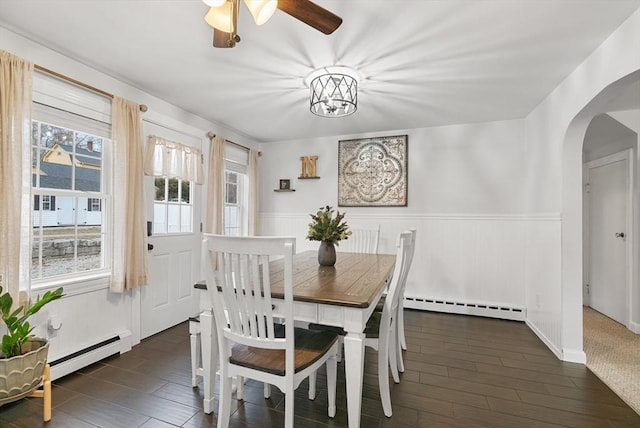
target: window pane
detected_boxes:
[181,180,190,204]
[167,204,180,233]
[226,183,237,204]
[38,148,72,190]
[38,233,77,278]
[155,178,166,201]
[168,178,179,201]
[39,124,73,150]
[74,138,102,192]
[180,205,191,233]
[75,134,102,159]
[77,230,102,272]
[153,202,167,234]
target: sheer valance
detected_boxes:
[144,135,203,184]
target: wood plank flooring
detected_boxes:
[1,310,638,427]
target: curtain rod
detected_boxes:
[34,64,148,112]
[206,131,260,155]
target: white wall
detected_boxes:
[259,119,531,312]
[0,26,260,373]
[523,9,640,362]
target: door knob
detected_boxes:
[615,232,625,239]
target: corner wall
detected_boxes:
[523,9,640,362]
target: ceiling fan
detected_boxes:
[202,0,343,48]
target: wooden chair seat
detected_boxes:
[231,328,338,376]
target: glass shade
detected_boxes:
[309,74,357,117]
[202,0,227,7]
[204,2,234,33]
[244,0,277,25]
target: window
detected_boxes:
[31,119,110,280]
[153,177,192,234]
[87,198,102,212]
[223,144,249,236]
[224,171,243,236]
[28,71,112,286]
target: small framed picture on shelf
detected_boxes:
[279,179,291,190]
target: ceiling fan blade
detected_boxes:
[277,0,343,35]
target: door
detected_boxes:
[586,151,630,325]
[142,232,200,338]
[140,124,202,339]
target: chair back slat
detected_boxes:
[337,223,380,254]
[384,231,413,317]
[203,234,295,353]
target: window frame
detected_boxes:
[152,176,194,235]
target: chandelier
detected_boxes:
[306,66,359,118]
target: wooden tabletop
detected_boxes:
[196,250,396,309]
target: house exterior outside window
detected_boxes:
[223,144,249,236]
[153,177,192,234]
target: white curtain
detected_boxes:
[0,50,33,309]
[248,149,260,236]
[205,135,225,270]
[144,135,203,184]
[205,135,225,235]
[111,97,149,292]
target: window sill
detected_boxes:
[31,271,111,298]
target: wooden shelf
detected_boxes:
[298,176,320,179]
[274,189,296,192]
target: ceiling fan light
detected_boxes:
[204,3,234,33]
[309,73,357,117]
[202,0,227,7]
[244,0,277,26]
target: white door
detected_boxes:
[140,124,202,339]
[142,232,200,338]
[586,151,630,325]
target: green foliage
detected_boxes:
[0,286,64,358]
[306,205,352,245]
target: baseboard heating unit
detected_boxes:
[404,296,525,321]
[49,330,132,381]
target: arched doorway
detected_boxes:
[561,70,639,361]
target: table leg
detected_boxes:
[200,309,217,414]
[343,331,365,428]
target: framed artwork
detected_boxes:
[338,135,408,207]
[279,179,291,190]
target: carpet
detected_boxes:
[583,306,640,415]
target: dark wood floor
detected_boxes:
[1,310,639,427]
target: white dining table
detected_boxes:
[195,250,395,427]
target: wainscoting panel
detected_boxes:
[260,213,540,317]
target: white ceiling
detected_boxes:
[1,0,639,143]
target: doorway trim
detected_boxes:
[583,148,634,328]
[562,70,640,364]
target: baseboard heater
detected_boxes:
[404,296,525,321]
[49,330,132,381]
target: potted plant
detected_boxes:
[0,286,63,405]
[307,205,352,266]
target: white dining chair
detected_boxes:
[202,234,340,428]
[393,227,416,375]
[336,223,380,254]
[308,230,413,417]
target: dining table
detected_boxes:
[195,249,396,428]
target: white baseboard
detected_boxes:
[49,329,132,381]
[629,321,640,334]
[404,296,525,321]
[562,348,587,364]
[525,319,563,361]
